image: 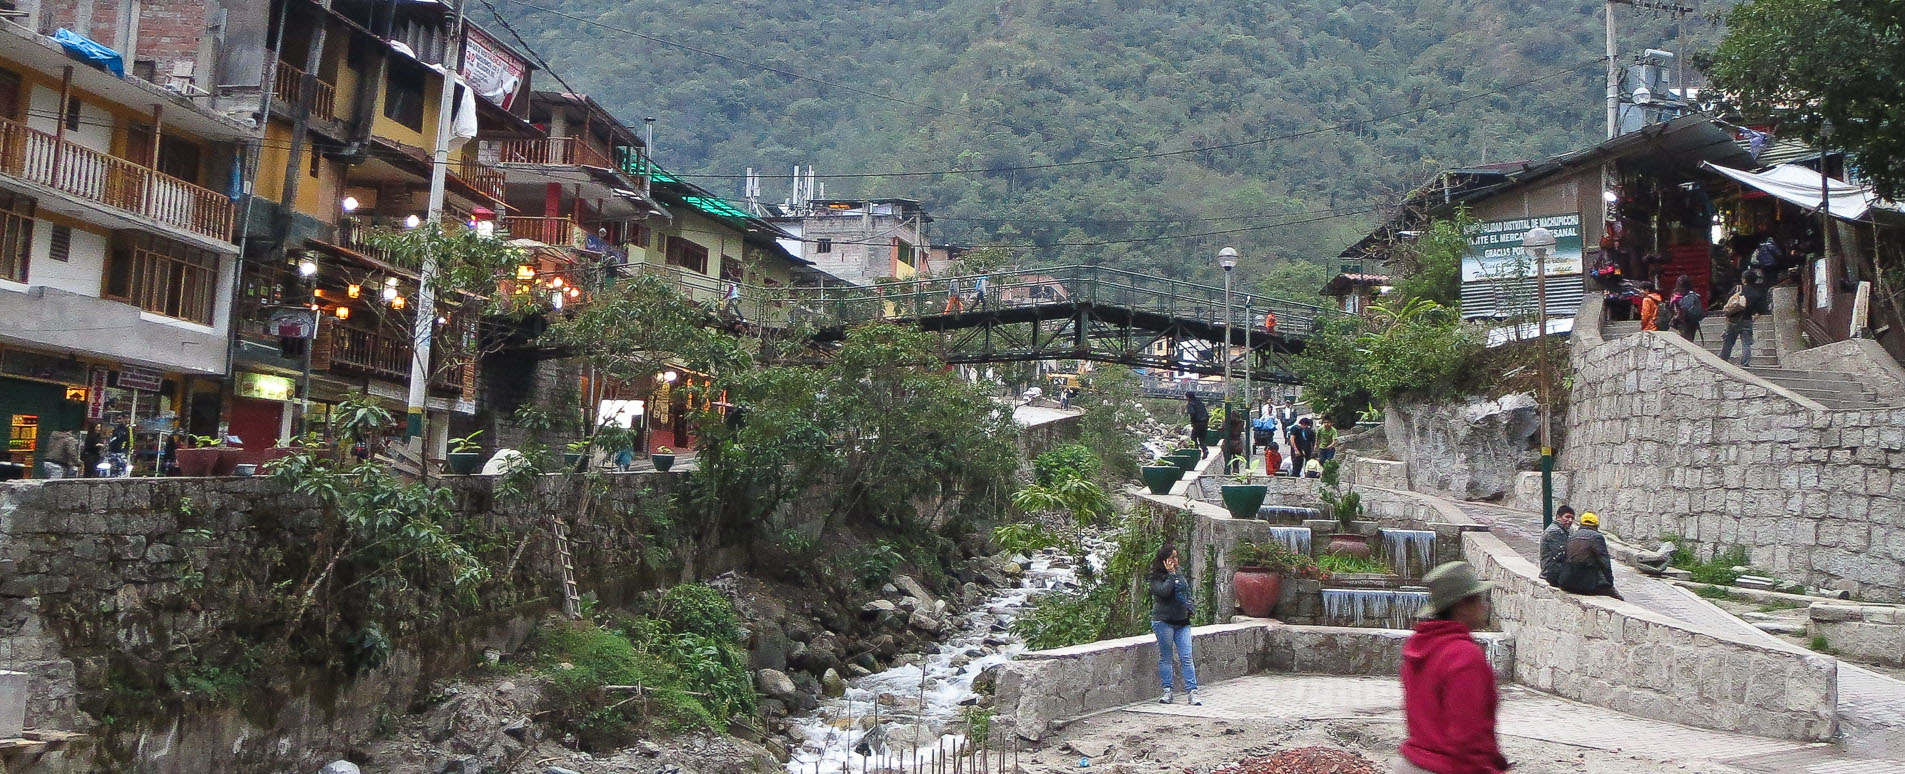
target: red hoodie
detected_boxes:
[1400,619,1509,774]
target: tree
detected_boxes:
[1293,298,1485,427]
[1705,0,1905,199]
[1387,211,1474,307]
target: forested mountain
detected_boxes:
[492,0,1726,294]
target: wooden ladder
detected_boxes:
[552,516,581,618]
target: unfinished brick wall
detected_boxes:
[33,0,212,88]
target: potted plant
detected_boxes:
[445,430,485,475]
[563,439,590,469]
[1219,460,1268,519]
[1318,458,1372,557]
[651,445,676,472]
[1229,538,1317,618]
[175,435,223,477]
[1140,462,1185,494]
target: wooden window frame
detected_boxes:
[666,236,708,274]
[0,192,32,282]
[104,234,219,325]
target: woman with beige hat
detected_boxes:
[1397,561,1509,774]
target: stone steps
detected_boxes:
[1603,319,1883,409]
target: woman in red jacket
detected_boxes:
[1398,562,1509,774]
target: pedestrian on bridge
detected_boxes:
[1399,561,1508,774]
[1148,543,1200,706]
[1186,392,1210,449]
[1263,309,1278,335]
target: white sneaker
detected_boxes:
[1188,690,1202,706]
[1160,690,1173,704]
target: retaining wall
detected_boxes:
[1566,293,1905,600]
[1810,603,1905,668]
[1464,530,1838,741]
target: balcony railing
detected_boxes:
[502,216,584,247]
[274,61,337,121]
[482,137,615,171]
[0,116,234,243]
[324,323,465,391]
[455,158,506,202]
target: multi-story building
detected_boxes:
[772,198,930,286]
[0,13,254,476]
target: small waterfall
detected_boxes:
[1380,529,1437,578]
[1320,588,1432,630]
[1257,505,1322,521]
[1266,526,1312,556]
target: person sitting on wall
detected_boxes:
[1539,505,1577,586]
[1555,512,1623,600]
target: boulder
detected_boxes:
[318,763,361,774]
[821,668,847,697]
[756,669,798,702]
[546,768,582,774]
[1384,394,1539,501]
[893,575,939,609]
[861,599,898,615]
[907,611,944,634]
[749,623,791,671]
[972,664,1003,695]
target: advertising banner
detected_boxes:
[461,27,527,111]
[1461,214,1584,282]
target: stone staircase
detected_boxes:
[1603,317,1884,409]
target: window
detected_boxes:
[105,234,219,324]
[0,193,32,282]
[383,58,426,131]
[309,143,321,178]
[0,68,21,122]
[158,137,202,183]
[47,225,70,262]
[816,238,832,254]
[64,97,81,131]
[720,256,743,282]
[665,237,708,274]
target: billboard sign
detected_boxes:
[1462,214,1583,282]
[462,26,528,111]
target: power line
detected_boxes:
[474,0,582,98]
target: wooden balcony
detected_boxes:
[320,322,465,391]
[0,116,234,244]
[455,158,506,202]
[502,215,584,247]
[274,61,337,121]
[482,137,615,171]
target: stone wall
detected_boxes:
[1565,294,1905,600]
[1464,530,1838,742]
[1782,338,1905,401]
[0,470,718,773]
[1809,603,1905,667]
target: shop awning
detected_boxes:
[1703,162,1903,222]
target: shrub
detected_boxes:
[850,541,904,586]
[1231,539,1319,575]
[655,583,742,644]
[531,620,712,748]
[1314,553,1392,575]
[1033,443,1100,486]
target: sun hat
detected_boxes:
[1419,561,1494,618]
[1579,512,1600,528]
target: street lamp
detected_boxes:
[1523,225,1558,528]
[1218,247,1238,412]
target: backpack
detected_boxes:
[1676,291,1706,326]
[1753,239,1782,270]
[1723,287,1748,316]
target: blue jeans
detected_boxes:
[1151,620,1197,692]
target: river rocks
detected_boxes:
[756,669,798,701]
[821,668,847,698]
[1384,393,1539,501]
[318,762,361,774]
[972,664,1003,695]
[1001,562,1025,577]
[884,723,937,751]
[908,611,944,633]
[893,575,938,608]
[748,623,791,671]
[848,663,873,677]
[544,767,581,774]
[862,599,898,615]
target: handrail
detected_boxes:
[455,157,506,202]
[274,61,337,121]
[502,215,582,247]
[482,136,614,171]
[0,115,233,243]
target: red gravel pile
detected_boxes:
[1209,746,1383,774]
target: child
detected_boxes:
[1303,457,1323,478]
[1264,441,1283,477]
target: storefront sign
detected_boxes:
[85,368,108,419]
[267,307,317,339]
[0,349,88,384]
[114,365,163,392]
[237,372,297,402]
[1462,214,1584,282]
[461,27,527,111]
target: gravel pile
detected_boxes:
[1210,746,1383,774]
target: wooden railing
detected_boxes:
[455,158,506,202]
[502,216,583,247]
[324,323,465,391]
[482,137,614,170]
[0,116,234,243]
[273,61,337,121]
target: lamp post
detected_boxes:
[1219,247,1237,412]
[1523,226,1558,528]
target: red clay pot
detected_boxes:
[174,448,219,477]
[1232,567,1284,618]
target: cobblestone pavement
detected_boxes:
[1456,499,1905,771]
[1126,673,1827,768]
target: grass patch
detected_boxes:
[1316,553,1395,575]
[1694,585,1736,601]
[1757,601,1806,613]
[1808,635,1837,654]
[1662,536,1755,586]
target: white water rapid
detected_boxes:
[783,550,1084,773]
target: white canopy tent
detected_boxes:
[1702,162,1905,222]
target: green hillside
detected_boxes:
[489,0,1724,292]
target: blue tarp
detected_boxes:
[52,28,124,78]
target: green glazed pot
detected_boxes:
[1140,465,1185,494]
[1220,484,1269,520]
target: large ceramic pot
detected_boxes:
[1327,533,1373,558]
[1140,465,1184,495]
[1203,429,1224,446]
[446,452,484,475]
[1168,450,1201,472]
[1231,566,1283,618]
[213,448,244,476]
[174,448,220,477]
[1220,484,1268,520]
[651,453,676,472]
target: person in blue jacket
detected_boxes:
[1147,543,1201,706]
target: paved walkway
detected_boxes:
[1456,500,1905,771]
[1127,673,1827,768]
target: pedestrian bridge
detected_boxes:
[746,265,1335,384]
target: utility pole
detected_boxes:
[1605,0,1619,139]
[406,0,468,445]
[1524,227,1558,528]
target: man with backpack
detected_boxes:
[1720,270,1770,366]
[1557,512,1623,600]
[1668,275,1704,341]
